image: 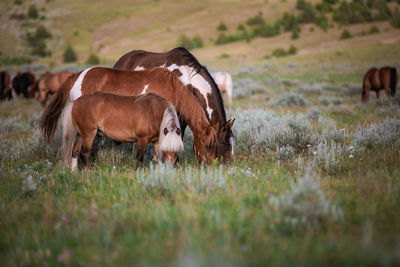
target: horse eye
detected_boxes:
[176,128,181,135]
[164,128,168,135]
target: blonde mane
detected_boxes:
[158,104,184,153]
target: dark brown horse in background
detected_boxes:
[39,67,220,165]
[0,71,12,100]
[31,71,73,106]
[362,66,398,103]
[70,92,184,170]
[12,72,36,98]
[113,47,235,163]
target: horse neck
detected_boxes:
[170,75,210,137]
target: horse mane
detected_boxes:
[159,104,184,153]
[160,68,217,145]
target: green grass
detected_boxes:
[1,62,400,265]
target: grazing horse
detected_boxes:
[12,72,36,98]
[113,47,235,163]
[0,71,11,100]
[362,66,398,103]
[32,71,73,106]
[39,67,218,165]
[70,92,184,170]
[211,71,233,110]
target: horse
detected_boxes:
[211,71,233,110]
[31,71,73,106]
[113,47,235,163]
[0,71,12,100]
[362,66,398,103]
[70,92,184,170]
[12,72,36,98]
[39,67,219,165]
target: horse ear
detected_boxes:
[225,119,235,129]
[164,128,168,135]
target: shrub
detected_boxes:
[63,44,77,63]
[318,96,343,105]
[276,145,296,160]
[288,45,298,55]
[272,48,288,57]
[297,2,317,23]
[291,27,300,39]
[217,21,228,31]
[14,0,23,5]
[269,171,344,232]
[369,25,380,34]
[305,107,321,120]
[246,11,264,26]
[352,118,400,149]
[269,92,310,107]
[231,108,315,153]
[340,29,353,39]
[312,139,346,174]
[315,14,329,31]
[86,53,100,65]
[280,12,298,32]
[26,25,52,57]
[28,5,39,19]
[391,9,400,29]
[177,34,203,50]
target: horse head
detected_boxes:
[216,119,235,163]
[193,123,219,164]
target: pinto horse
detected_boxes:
[31,71,73,106]
[211,71,233,110]
[0,71,12,100]
[39,67,219,165]
[70,92,183,170]
[113,47,235,163]
[12,72,36,98]
[362,67,398,103]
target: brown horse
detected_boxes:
[211,71,233,110]
[70,92,184,170]
[362,66,398,103]
[113,47,235,163]
[12,72,36,98]
[0,71,12,100]
[31,71,73,106]
[39,67,219,165]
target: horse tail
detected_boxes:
[29,80,39,99]
[390,67,398,97]
[158,104,184,155]
[61,101,77,166]
[39,75,74,143]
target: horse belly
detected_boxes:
[99,118,138,143]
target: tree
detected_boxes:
[63,44,77,62]
[217,21,228,31]
[28,5,39,19]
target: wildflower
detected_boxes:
[313,151,317,155]
[349,154,354,158]
[61,215,67,221]
[113,166,117,170]
[307,144,311,148]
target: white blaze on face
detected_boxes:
[70,67,93,101]
[167,64,213,119]
[229,136,235,155]
[141,84,149,95]
[134,66,145,71]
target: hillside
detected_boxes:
[1,0,400,70]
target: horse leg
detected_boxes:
[81,129,97,168]
[362,84,370,103]
[153,141,160,162]
[135,138,148,163]
[376,90,380,99]
[71,136,83,171]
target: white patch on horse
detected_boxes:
[141,84,149,95]
[167,64,213,119]
[134,66,145,71]
[70,67,93,101]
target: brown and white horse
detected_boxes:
[31,71,73,106]
[12,72,36,98]
[0,71,11,100]
[362,66,398,103]
[70,92,183,170]
[39,67,219,165]
[211,71,233,110]
[113,47,235,163]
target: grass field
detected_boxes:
[2,0,400,265]
[2,46,400,265]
